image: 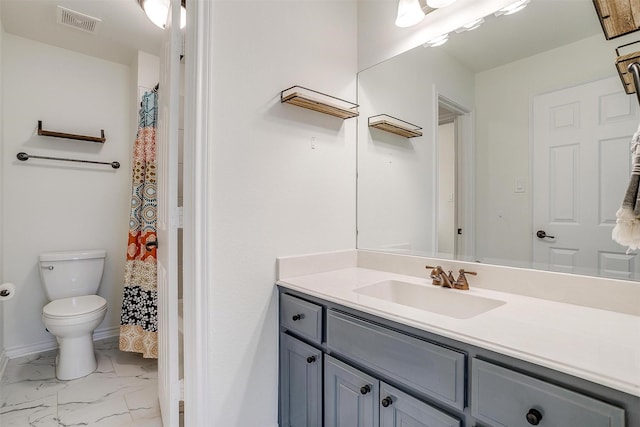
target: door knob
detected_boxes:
[306,356,316,364]
[292,313,305,321]
[360,385,371,395]
[536,230,555,239]
[381,397,393,407]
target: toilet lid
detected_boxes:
[43,295,107,318]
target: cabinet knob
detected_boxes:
[292,313,305,321]
[381,397,393,407]
[306,356,316,364]
[360,385,371,395]
[526,408,543,425]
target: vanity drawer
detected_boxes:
[280,293,323,344]
[327,310,466,410]
[471,359,625,427]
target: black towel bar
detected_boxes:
[16,152,120,169]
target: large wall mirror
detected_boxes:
[357,0,640,281]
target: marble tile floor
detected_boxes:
[0,337,162,426]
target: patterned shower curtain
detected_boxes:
[119,90,159,358]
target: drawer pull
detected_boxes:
[306,356,316,364]
[526,408,543,425]
[381,396,393,407]
[360,385,371,395]
[292,313,305,321]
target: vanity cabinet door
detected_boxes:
[471,359,625,427]
[280,293,323,344]
[280,333,322,427]
[325,355,380,427]
[327,310,466,410]
[380,383,461,427]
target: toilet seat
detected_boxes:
[43,295,107,319]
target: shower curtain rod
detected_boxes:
[16,152,120,169]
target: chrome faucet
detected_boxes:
[426,266,477,290]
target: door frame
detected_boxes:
[434,89,475,260]
[182,0,212,424]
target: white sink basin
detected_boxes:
[355,280,505,319]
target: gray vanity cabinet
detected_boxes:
[278,289,636,427]
[280,333,323,427]
[325,355,380,427]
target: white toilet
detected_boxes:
[39,249,108,380]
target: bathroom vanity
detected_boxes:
[276,251,640,427]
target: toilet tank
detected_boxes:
[39,249,106,301]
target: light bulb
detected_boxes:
[426,0,457,8]
[424,34,449,47]
[140,0,186,29]
[395,0,426,28]
[495,0,530,16]
[141,0,169,28]
[456,17,485,32]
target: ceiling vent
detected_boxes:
[56,6,102,34]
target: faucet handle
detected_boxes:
[453,269,477,290]
[459,269,477,276]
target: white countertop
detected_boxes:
[278,266,640,397]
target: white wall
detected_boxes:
[2,35,131,356]
[207,1,357,425]
[474,34,619,263]
[357,45,474,255]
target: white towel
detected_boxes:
[612,122,640,252]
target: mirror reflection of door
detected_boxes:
[533,76,640,279]
[437,98,470,259]
[437,104,457,257]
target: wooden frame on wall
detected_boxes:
[593,0,640,40]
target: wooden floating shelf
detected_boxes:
[368,114,423,138]
[38,120,106,143]
[281,86,359,119]
[593,0,640,40]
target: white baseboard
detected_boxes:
[0,349,8,380]
[5,337,57,359]
[93,325,120,342]
[4,325,120,359]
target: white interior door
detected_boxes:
[157,0,182,425]
[533,76,640,279]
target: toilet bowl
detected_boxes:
[42,294,107,380]
[39,250,108,380]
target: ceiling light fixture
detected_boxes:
[139,0,186,29]
[426,0,457,8]
[424,33,450,47]
[495,0,530,16]
[395,0,426,28]
[455,17,485,32]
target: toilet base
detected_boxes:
[55,334,98,380]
